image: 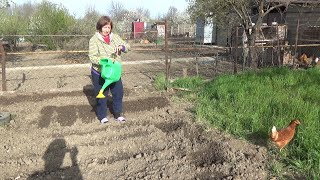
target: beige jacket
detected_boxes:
[88,32,130,72]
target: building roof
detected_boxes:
[267,0,320,4]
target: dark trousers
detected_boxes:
[91,68,123,120]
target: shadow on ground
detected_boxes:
[28,138,83,180]
[36,86,169,128]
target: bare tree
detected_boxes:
[135,7,150,21]
[0,0,11,9]
[15,1,36,18]
[74,6,101,34]
[109,0,127,22]
[166,6,178,23]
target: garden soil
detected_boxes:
[1,51,270,180]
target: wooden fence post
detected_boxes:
[164,20,169,90]
[0,41,7,91]
[277,24,281,67]
[234,26,238,74]
[183,68,188,78]
[293,10,301,68]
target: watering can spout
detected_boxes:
[96,80,114,98]
[96,58,122,99]
[96,90,105,98]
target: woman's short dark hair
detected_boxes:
[96,16,113,31]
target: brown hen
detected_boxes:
[270,119,301,150]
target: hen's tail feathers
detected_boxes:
[271,126,278,140]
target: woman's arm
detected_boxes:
[88,37,101,65]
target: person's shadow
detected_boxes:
[83,84,96,112]
[28,138,83,180]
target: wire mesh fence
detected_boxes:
[0,25,229,93]
[2,19,320,93]
[231,22,320,70]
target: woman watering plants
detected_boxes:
[88,16,130,124]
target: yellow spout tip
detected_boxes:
[96,90,106,98]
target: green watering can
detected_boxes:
[96,58,122,98]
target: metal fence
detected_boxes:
[0,21,230,93]
[2,20,319,93]
[231,23,320,70]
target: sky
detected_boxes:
[13,0,190,18]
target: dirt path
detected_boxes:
[0,53,268,180]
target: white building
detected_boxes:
[195,17,217,44]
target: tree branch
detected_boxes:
[263,3,288,17]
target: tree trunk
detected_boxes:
[247,15,264,69]
[249,39,258,69]
[247,30,258,69]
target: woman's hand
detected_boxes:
[114,45,124,55]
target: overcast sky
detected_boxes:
[13,0,189,18]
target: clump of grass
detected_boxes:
[171,76,206,100]
[153,73,167,91]
[171,76,205,90]
[153,73,206,92]
[196,67,320,179]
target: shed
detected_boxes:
[151,21,166,37]
[265,1,320,57]
[132,21,144,39]
[195,17,217,44]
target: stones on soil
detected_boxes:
[0,112,11,125]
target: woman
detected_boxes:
[88,16,130,124]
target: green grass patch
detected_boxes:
[170,76,205,101]
[165,67,320,178]
[195,67,320,178]
[171,75,205,90]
